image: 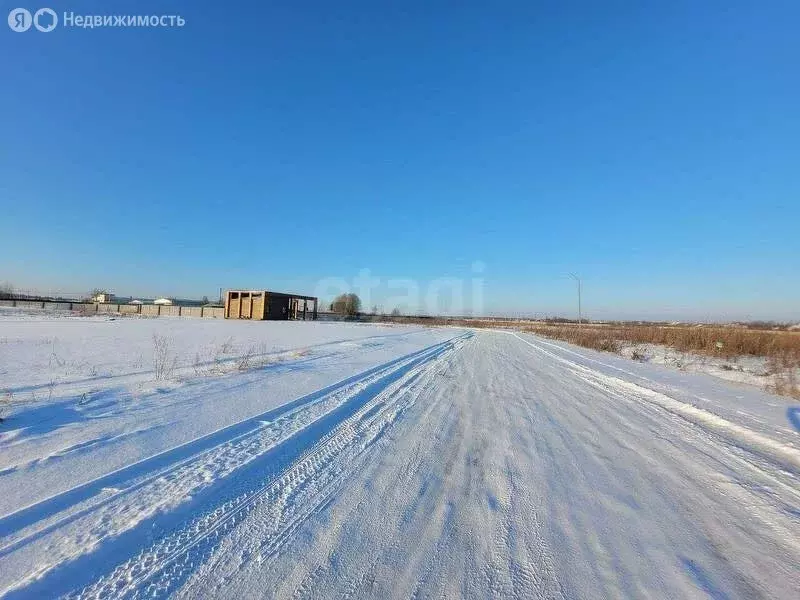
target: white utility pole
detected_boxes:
[569,273,582,324]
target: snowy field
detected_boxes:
[1,311,799,598]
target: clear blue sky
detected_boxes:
[2,1,798,320]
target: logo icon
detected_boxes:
[33,7,57,32]
[8,8,32,32]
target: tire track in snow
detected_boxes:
[0,333,470,599]
[510,332,800,476]
[191,340,466,599]
[511,331,800,535]
[507,330,800,595]
[1,338,451,544]
[276,352,468,600]
[40,333,471,599]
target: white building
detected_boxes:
[153,298,174,306]
[92,292,114,303]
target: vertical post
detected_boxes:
[569,273,582,325]
[313,298,318,320]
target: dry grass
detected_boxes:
[520,324,623,354]
[191,342,310,379]
[152,334,177,380]
[765,351,800,398]
[521,323,800,360]
[519,323,800,398]
[0,390,12,422]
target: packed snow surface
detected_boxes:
[1,313,799,598]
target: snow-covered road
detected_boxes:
[1,320,799,598]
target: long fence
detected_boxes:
[0,299,225,319]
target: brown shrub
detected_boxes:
[765,351,800,399]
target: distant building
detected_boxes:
[153,298,174,306]
[129,299,144,305]
[224,290,318,321]
[92,292,115,303]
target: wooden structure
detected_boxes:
[224,290,319,321]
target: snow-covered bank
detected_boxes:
[617,340,799,390]
[0,310,429,392]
